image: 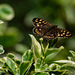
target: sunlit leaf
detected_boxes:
[70,50,75,57]
[0,20,4,24]
[3,57,17,75]
[7,53,15,59]
[22,50,33,62]
[34,58,48,72]
[55,60,75,67]
[49,63,61,70]
[44,46,64,63]
[0,45,4,54]
[29,34,41,59]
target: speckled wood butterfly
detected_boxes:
[32,18,72,39]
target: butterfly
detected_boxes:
[32,18,72,39]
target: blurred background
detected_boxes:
[0,0,75,74]
[0,0,75,66]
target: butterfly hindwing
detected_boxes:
[33,24,58,37]
[33,26,50,36]
[43,29,57,39]
[56,28,72,38]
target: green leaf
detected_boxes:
[22,50,33,62]
[68,56,73,61]
[29,34,41,59]
[44,46,64,63]
[0,4,15,21]
[7,53,15,59]
[0,20,4,24]
[19,61,30,75]
[55,60,75,67]
[3,57,17,75]
[0,45,4,54]
[44,40,49,55]
[49,63,61,70]
[35,72,49,75]
[34,58,48,72]
[70,50,75,57]
[0,58,5,63]
[7,53,21,65]
[34,58,41,72]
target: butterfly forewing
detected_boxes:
[32,18,52,27]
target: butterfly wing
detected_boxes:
[32,18,72,39]
[43,29,57,39]
[33,26,50,36]
[33,25,57,37]
[42,28,72,39]
[32,18,52,27]
[56,28,72,38]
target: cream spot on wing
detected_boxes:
[69,34,71,36]
[67,32,70,34]
[35,29,41,35]
[66,35,69,36]
[39,22,41,24]
[61,34,63,36]
[66,34,71,36]
[39,29,41,31]
[63,33,65,35]
[42,21,45,23]
[40,19,42,21]
[35,19,38,22]
[37,23,39,26]
[58,33,60,36]
[63,30,66,32]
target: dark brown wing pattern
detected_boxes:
[32,18,72,39]
[56,28,72,38]
[43,28,72,39]
[32,18,52,27]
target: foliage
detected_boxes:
[0,4,23,48]
[55,50,75,68]
[0,4,15,21]
[0,34,75,75]
[0,45,4,54]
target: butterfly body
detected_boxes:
[32,18,72,39]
